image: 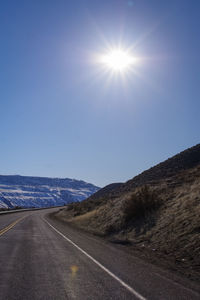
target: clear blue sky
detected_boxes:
[0,0,199,187]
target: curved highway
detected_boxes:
[0,208,199,300]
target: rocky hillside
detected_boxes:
[54,143,200,282]
[82,143,200,204]
[0,175,99,209]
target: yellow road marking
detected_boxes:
[70,265,79,278]
[0,217,25,236]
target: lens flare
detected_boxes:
[100,49,137,72]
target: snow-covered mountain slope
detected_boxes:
[0,175,100,209]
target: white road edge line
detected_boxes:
[43,218,147,300]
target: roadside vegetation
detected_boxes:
[122,186,161,221]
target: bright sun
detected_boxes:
[100,49,136,72]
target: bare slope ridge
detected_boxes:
[54,144,200,281]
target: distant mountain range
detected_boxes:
[0,175,100,209]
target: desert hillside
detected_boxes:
[54,144,200,281]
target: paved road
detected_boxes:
[0,208,199,300]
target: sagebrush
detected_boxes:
[122,186,161,221]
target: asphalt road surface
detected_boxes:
[0,208,199,300]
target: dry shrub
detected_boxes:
[122,186,161,221]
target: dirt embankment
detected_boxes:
[54,144,200,283]
[54,167,200,282]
